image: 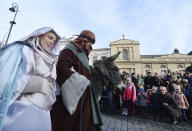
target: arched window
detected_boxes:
[177,65,184,68]
[122,49,128,60]
[145,65,150,68]
[160,65,166,68]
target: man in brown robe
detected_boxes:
[51,30,102,131]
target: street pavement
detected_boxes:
[101,114,192,131]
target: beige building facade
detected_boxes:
[60,38,192,75]
[110,39,192,75]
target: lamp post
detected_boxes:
[5,3,18,46]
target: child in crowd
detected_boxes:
[149,86,161,121]
[172,85,189,121]
[146,86,158,106]
[122,77,136,117]
[135,85,148,118]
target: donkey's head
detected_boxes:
[91,52,122,98]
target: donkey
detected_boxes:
[90,52,122,100]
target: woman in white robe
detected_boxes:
[1,27,61,131]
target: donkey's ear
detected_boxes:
[107,52,120,62]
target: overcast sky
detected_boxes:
[1,0,192,54]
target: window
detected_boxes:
[177,65,183,68]
[161,70,166,73]
[122,49,128,60]
[160,65,166,68]
[145,65,150,68]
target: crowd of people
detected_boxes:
[100,70,192,125]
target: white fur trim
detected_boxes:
[60,73,90,115]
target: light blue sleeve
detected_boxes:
[0,43,24,130]
[9,46,31,105]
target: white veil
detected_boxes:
[19,27,61,56]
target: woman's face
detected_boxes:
[40,32,57,51]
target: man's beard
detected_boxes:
[83,46,89,56]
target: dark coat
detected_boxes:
[51,48,97,131]
[149,93,161,109]
[160,92,181,118]
[151,76,159,87]
[131,76,138,87]
[160,92,179,110]
[144,76,153,90]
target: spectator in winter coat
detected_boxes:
[172,85,189,121]
[131,72,138,91]
[146,86,158,105]
[182,79,191,99]
[168,77,183,94]
[149,86,161,121]
[144,72,153,91]
[159,86,181,125]
[135,85,148,117]
[152,72,159,87]
[122,77,136,117]
[184,71,192,87]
